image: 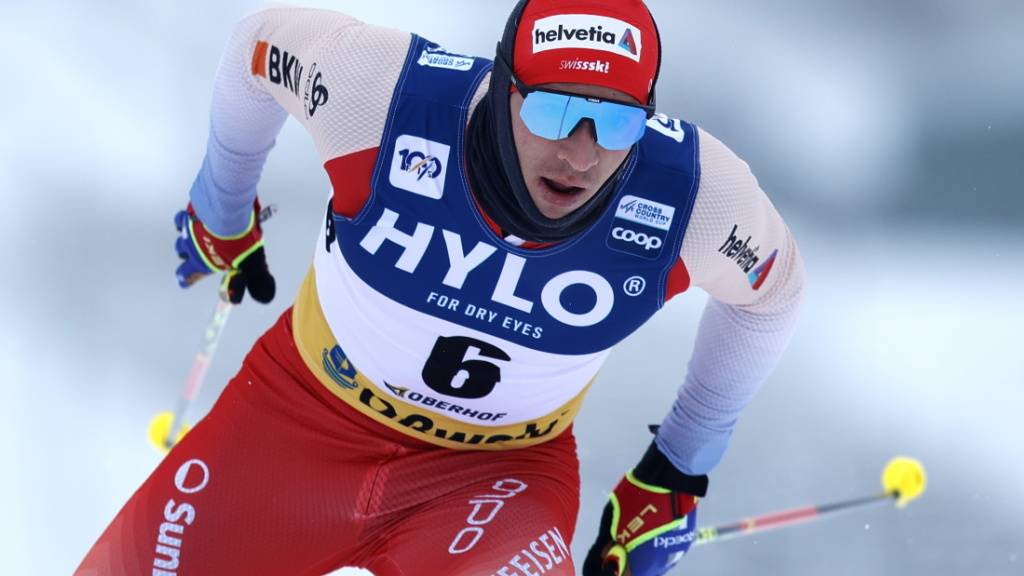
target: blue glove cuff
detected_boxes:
[174,210,215,287]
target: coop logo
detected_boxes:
[251,40,329,119]
[608,222,667,259]
[532,14,642,62]
[152,459,210,575]
[612,227,662,251]
[389,135,450,199]
[417,45,475,71]
[719,225,778,290]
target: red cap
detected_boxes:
[512,0,659,104]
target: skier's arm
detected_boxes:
[656,127,806,476]
[584,130,804,575]
[189,6,412,235]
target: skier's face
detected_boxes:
[510,83,635,220]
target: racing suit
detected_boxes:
[77,6,804,575]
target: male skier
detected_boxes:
[78,1,804,574]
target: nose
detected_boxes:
[556,119,600,172]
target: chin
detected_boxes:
[538,205,572,219]
[531,194,578,220]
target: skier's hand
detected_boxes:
[174,201,275,304]
[583,441,707,576]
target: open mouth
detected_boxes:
[541,177,585,196]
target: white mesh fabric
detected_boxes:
[658,127,806,475]
[681,127,798,310]
[193,6,413,232]
[233,6,412,161]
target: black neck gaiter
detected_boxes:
[466,93,627,243]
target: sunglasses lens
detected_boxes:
[592,104,647,150]
[519,91,572,140]
[520,91,647,150]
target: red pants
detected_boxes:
[77,310,580,575]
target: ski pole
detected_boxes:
[147,204,277,453]
[693,457,927,546]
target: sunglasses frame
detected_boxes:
[494,50,656,148]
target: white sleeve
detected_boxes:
[655,127,806,476]
[190,5,411,234]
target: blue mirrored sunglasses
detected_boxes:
[496,51,655,151]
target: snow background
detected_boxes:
[1,1,1022,574]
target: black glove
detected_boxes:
[174,201,275,304]
[583,441,708,576]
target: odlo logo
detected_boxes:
[448,479,529,555]
[612,226,662,251]
[389,135,450,199]
[152,459,210,576]
[303,63,329,119]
